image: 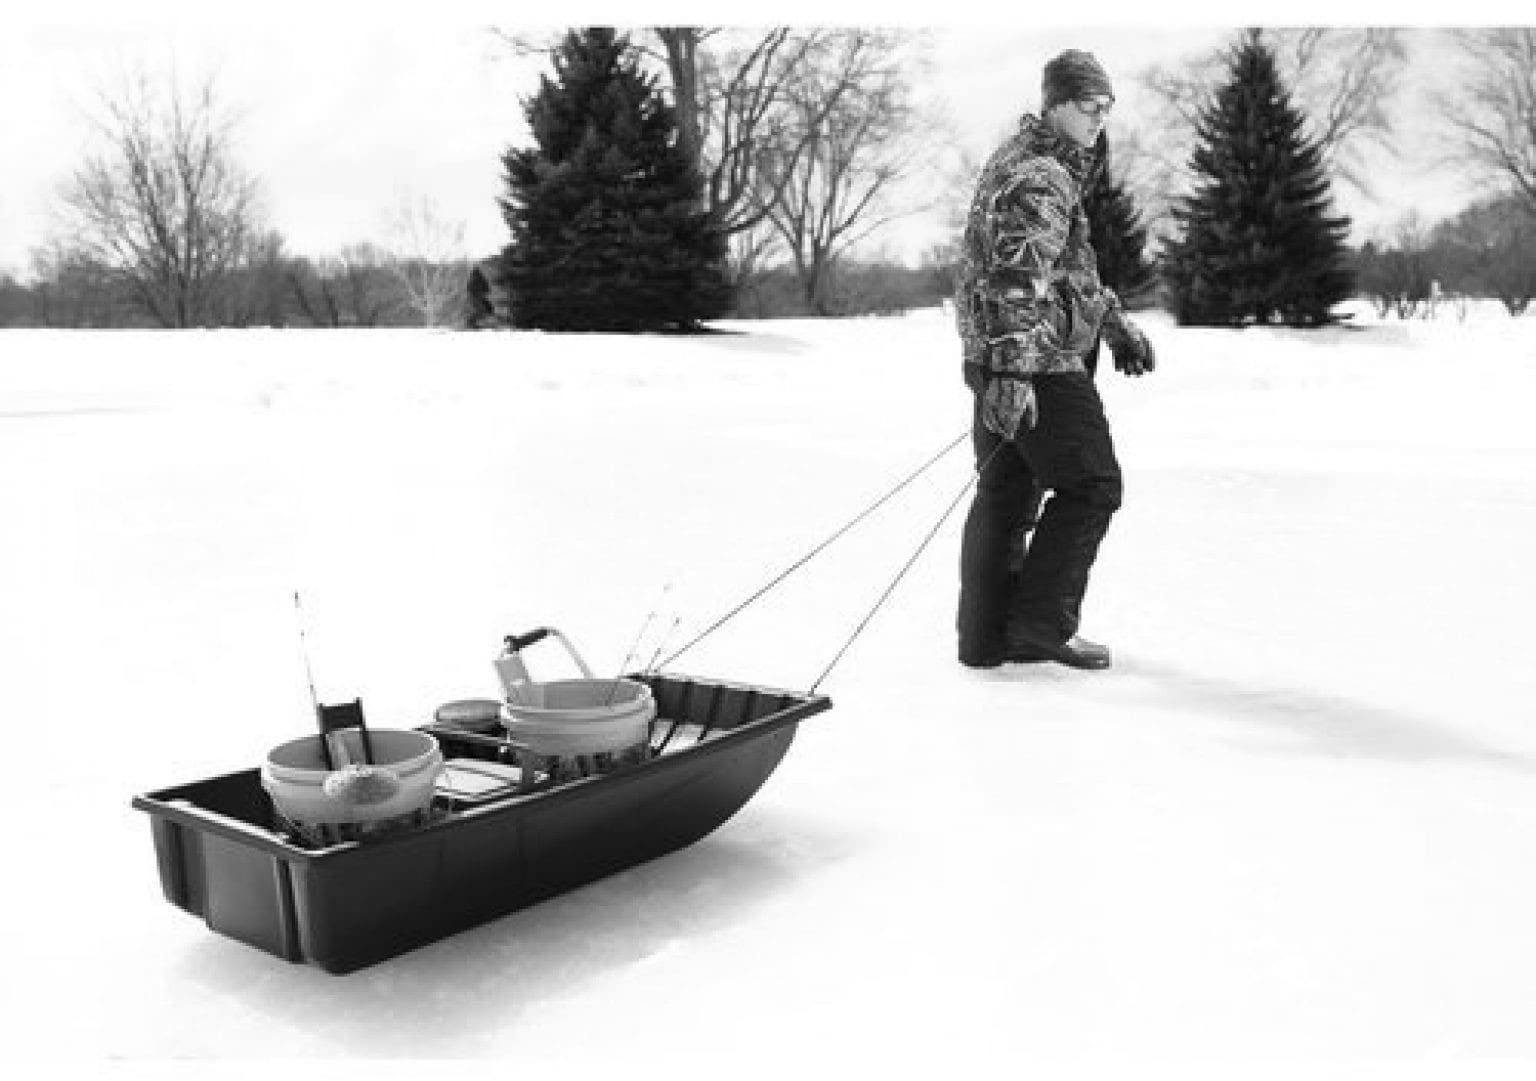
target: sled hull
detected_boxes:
[133,673,830,974]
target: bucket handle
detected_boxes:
[496,627,595,696]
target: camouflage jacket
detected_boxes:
[954,113,1135,387]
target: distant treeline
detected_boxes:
[1350,193,1536,318]
[0,244,454,330]
[0,252,960,329]
[7,197,1533,330]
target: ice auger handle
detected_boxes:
[504,628,553,652]
[496,627,595,692]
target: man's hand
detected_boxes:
[1107,319,1156,377]
[982,376,1037,439]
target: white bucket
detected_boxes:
[495,628,657,757]
[502,678,656,756]
[261,728,443,827]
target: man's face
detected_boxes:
[1048,94,1113,149]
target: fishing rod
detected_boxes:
[294,591,323,718]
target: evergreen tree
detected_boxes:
[497,28,730,332]
[1162,30,1354,327]
[463,264,493,329]
[1084,153,1157,305]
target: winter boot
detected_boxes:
[1003,631,1112,670]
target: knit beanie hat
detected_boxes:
[1042,50,1114,111]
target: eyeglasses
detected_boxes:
[1073,97,1114,119]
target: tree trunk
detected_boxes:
[657,28,703,187]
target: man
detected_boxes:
[953,49,1156,671]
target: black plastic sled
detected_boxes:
[132,672,831,974]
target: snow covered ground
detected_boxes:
[3,303,1535,1078]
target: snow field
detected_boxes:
[2,304,1535,1075]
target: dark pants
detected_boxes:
[957,364,1122,661]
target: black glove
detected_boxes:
[1106,319,1156,377]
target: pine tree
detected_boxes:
[463,264,493,329]
[1162,30,1354,327]
[497,28,730,332]
[1084,154,1157,305]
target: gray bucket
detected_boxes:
[261,728,442,827]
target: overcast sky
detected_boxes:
[0,4,1520,279]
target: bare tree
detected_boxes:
[1437,28,1536,214]
[56,72,261,327]
[723,222,782,299]
[287,243,399,328]
[1281,28,1407,193]
[287,260,341,328]
[754,30,932,314]
[652,27,854,239]
[26,240,125,327]
[223,229,291,327]
[381,192,469,327]
[338,244,400,327]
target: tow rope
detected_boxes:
[655,429,1008,692]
